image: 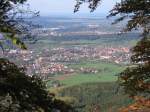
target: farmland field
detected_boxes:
[61,61,125,86]
[46,60,125,87]
[2,17,141,112]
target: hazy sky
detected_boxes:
[27,0,120,16]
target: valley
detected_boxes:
[0,17,141,112]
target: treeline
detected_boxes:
[57,82,133,112]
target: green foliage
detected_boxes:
[119,36,150,97]
[131,37,150,63]
[0,0,28,49]
[110,0,150,97]
[4,34,27,49]
[74,0,101,12]
[56,82,133,112]
[75,0,150,99]
[0,58,73,112]
[108,0,150,34]
[75,0,150,34]
[108,0,150,98]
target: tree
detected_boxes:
[0,0,39,49]
[76,1,150,111]
[119,37,150,97]
[75,0,150,98]
[74,0,101,12]
[108,0,150,98]
[75,0,149,33]
[0,0,27,49]
[1,0,149,111]
[0,1,74,111]
[0,58,73,112]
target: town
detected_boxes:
[1,45,131,79]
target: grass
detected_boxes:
[58,61,125,86]
[60,73,117,86]
[68,60,123,70]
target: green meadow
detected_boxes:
[46,61,126,87]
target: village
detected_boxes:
[1,45,131,79]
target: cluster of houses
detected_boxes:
[50,46,130,64]
[1,45,130,79]
[79,67,99,74]
[39,63,74,75]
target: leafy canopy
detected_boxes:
[0,0,39,49]
[75,0,150,98]
[0,58,73,112]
